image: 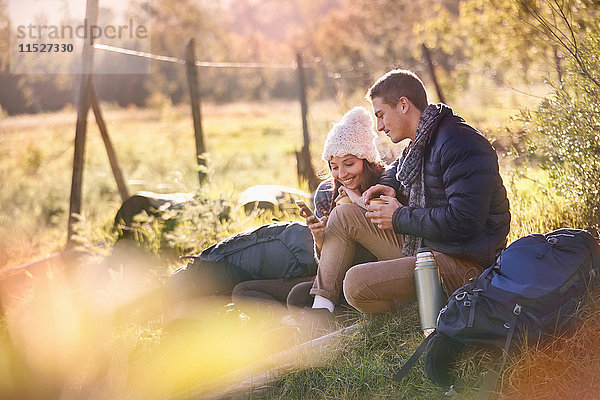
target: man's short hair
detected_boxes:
[367,69,428,112]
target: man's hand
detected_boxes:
[365,195,401,230]
[362,184,396,205]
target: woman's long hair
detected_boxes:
[328,159,386,213]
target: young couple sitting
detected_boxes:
[234,69,511,321]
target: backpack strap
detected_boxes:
[393,332,434,382]
[476,304,521,400]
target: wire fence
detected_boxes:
[94,44,296,69]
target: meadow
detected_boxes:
[0,84,551,269]
[0,89,593,399]
[0,100,333,268]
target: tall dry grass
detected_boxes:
[502,285,600,399]
[0,226,62,270]
[0,101,344,270]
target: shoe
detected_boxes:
[281,307,337,340]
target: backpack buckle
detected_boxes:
[513,304,522,315]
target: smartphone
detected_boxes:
[295,200,314,217]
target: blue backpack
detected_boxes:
[394,228,600,397]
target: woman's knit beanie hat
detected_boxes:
[321,106,381,164]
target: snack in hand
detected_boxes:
[369,197,388,205]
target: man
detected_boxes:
[308,69,511,314]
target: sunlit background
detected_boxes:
[1,0,600,398]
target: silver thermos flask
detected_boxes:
[414,247,445,337]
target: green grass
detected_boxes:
[258,307,449,400]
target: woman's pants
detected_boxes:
[232,276,315,312]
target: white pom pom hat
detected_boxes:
[321,106,381,164]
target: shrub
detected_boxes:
[524,31,600,235]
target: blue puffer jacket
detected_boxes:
[379,104,511,268]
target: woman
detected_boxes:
[232,107,385,311]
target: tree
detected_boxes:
[292,0,462,103]
[417,0,572,96]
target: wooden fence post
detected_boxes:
[90,86,130,202]
[295,53,319,192]
[421,44,446,104]
[67,0,98,249]
[185,38,207,186]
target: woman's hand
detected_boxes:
[336,185,362,205]
[305,214,328,252]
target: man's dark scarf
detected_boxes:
[395,103,442,256]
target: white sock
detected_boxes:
[312,295,334,313]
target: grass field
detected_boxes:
[1,90,594,399]
[0,100,344,269]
